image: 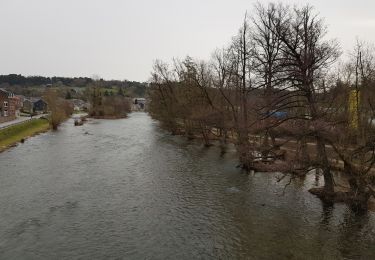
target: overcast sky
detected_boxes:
[1,0,374,82]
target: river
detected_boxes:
[0,112,374,259]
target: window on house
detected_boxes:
[4,101,8,108]
[4,110,8,117]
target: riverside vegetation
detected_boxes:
[148,2,375,211]
[0,119,50,152]
[87,83,131,119]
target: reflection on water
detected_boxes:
[0,112,374,259]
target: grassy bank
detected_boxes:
[0,119,50,152]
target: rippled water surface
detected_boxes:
[0,113,374,259]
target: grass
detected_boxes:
[0,119,50,151]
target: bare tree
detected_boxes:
[147,2,375,210]
[43,89,73,130]
[252,2,285,157]
[267,4,341,193]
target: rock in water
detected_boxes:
[226,187,240,193]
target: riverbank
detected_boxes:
[0,118,50,152]
[164,123,375,209]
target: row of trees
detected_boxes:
[0,74,147,97]
[88,82,131,118]
[1,74,148,99]
[148,3,375,210]
[0,74,93,87]
[41,86,132,129]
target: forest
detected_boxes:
[0,74,147,98]
[147,2,375,211]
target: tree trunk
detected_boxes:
[316,137,334,193]
[296,136,310,167]
[345,162,370,210]
[199,122,211,147]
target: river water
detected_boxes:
[0,112,374,259]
